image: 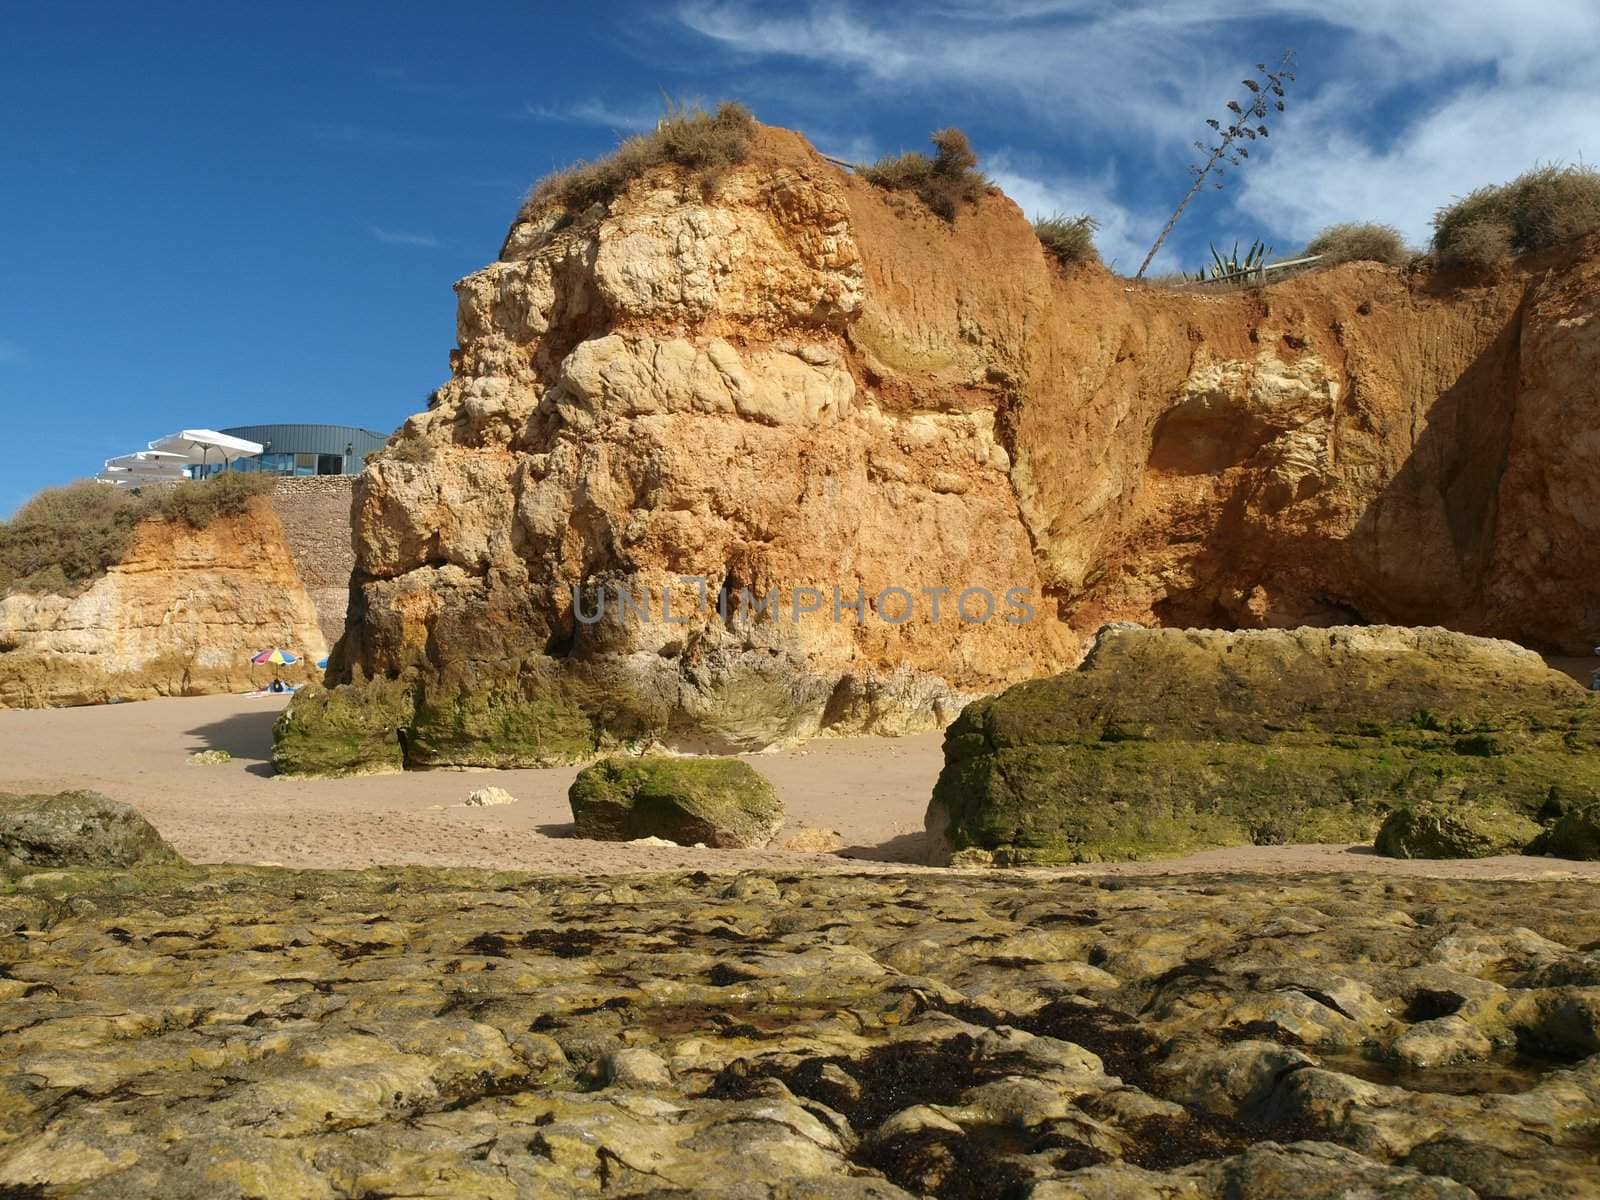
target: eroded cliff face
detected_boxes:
[307,124,1600,769]
[0,500,328,707]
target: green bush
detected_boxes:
[153,471,275,528]
[1,472,278,596]
[0,481,145,594]
[859,127,990,221]
[1433,164,1600,268]
[1034,213,1101,266]
[520,101,757,220]
[1304,222,1408,266]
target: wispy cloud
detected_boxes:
[987,154,1175,275]
[523,98,662,133]
[369,226,439,248]
[674,1,1236,144]
[1235,78,1600,250]
[0,339,21,364]
[673,0,1600,262]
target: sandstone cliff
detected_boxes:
[0,499,328,706]
[295,123,1599,771]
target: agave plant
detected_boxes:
[1188,238,1274,281]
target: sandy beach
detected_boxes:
[3,690,1599,880]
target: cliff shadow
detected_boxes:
[186,707,281,774]
[1339,294,1525,632]
[1141,294,1528,638]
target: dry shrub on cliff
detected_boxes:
[153,471,275,528]
[521,101,757,218]
[1034,213,1101,266]
[1433,164,1600,269]
[0,473,279,596]
[0,481,145,594]
[1304,222,1408,267]
[859,128,990,221]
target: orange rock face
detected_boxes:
[0,499,328,706]
[326,125,1600,759]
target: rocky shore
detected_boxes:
[3,864,1597,1197]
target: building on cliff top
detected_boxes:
[100,424,389,485]
[187,424,389,478]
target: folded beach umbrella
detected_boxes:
[251,647,298,666]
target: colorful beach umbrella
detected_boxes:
[251,647,298,666]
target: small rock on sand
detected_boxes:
[779,826,845,853]
[464,787,518,807]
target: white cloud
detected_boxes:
[523,98,662,133]
[369,227,440,248]
[0,339,20,364]
[1235,79,1600,249]
[675,1,1218,143]
[987,154,1179,274]
[674,1,1600,263]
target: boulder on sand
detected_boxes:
[1529,804,1600,860]
[1374,802,1542,859]
[0,790,184,870]
[569,757,784,849]
[927,625,1600,865]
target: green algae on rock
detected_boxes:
[270,677,412,777]
[0,790,184,870]
[269,657,730,776]
[927,625,1600,865]
[1529,804,1600,860]
[1375,802,1543,859]
[569,755,785,847]
[2,864,1598,1198]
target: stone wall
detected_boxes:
[269,476,356,646]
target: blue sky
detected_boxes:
[4,1,1596,516]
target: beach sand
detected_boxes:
[3,690,1599,879]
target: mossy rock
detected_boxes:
[0,790,184,871]
[1374,803,1542,859]
[405,661,667,769]
[269,661,668,776]
[568,756,784,848]
[1528,805,1600,860]
[271,678,413,777]
[928,625,1600,865]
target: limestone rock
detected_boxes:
[0,499,328,708]
[283,121,1600,773]
[779,826,846,853]
[1375,802,1542,859]
[270,678,411,778]
[568,755,784,848]
[463,786,517,807]
[0,791,183,870]
[928,624,1600,864]
[3,865,1599,1196]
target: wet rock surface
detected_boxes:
[2,867,1598,1197]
